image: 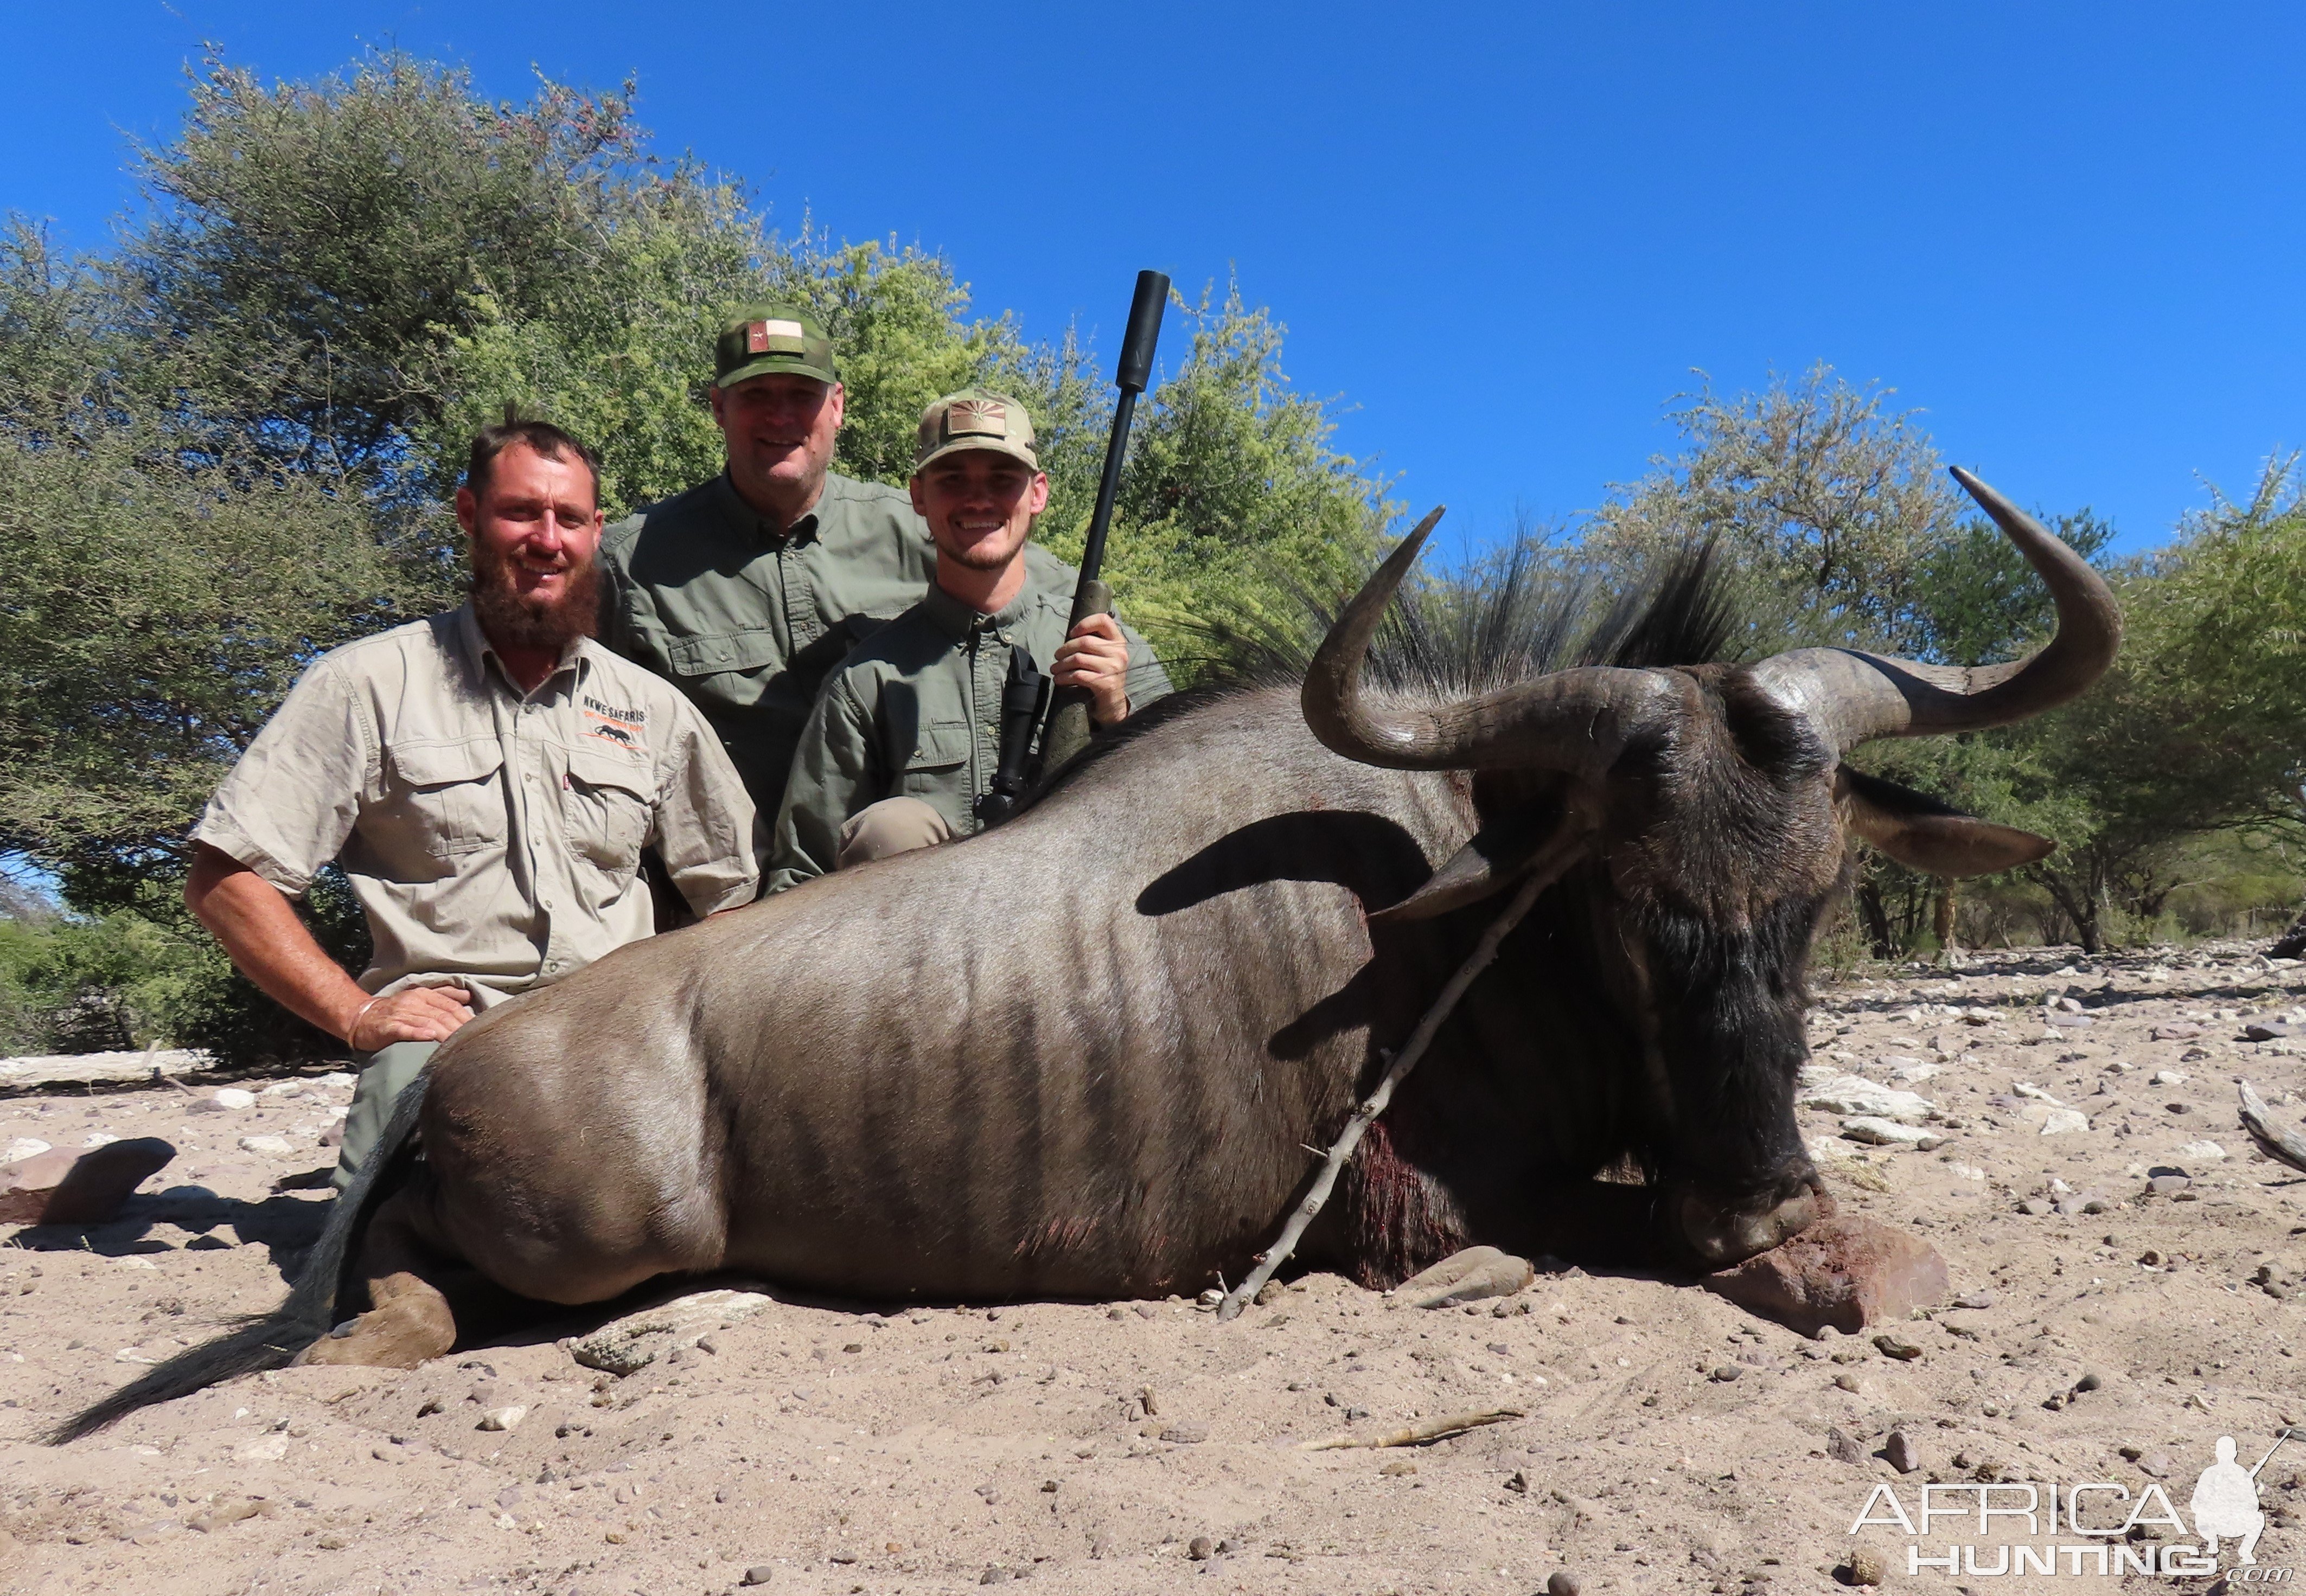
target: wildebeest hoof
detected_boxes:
[1390,1246,1536,1309]
[291,1271,455,1370]
[1700,1214,1949,1337]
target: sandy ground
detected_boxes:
[1,941,2303,1596]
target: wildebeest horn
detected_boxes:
[1749,467,2123,754]
[1302,508,1679,780]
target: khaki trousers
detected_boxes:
[331,1039,438,1193]
[834,797,954,870]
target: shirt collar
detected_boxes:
[918,578,1040,640]
[455,601,590,700]
[713,469,828,548]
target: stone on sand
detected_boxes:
[1702,1214,1950,1337]
[0,1136,175,1224]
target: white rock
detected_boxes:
[1800,1074,1934,1123]
[2035,1109,2090,1136]
[2013,1081,2066,1104]
[81,1132,119,1148]
[1841,1116,1938,1146]
[211,1088,257,1110]
[2150,1070,2186,1086]
[1946,1162,1988,1182]
[477,1404,528,1432]
[315,1072,357,1089]
[4,1138,53,1163]
[260,1081,303,1098]
[2176,1140,2227,1161]
[237,1134,293,1155]
[1889,1061,1941,1082]
[234,1433,289,1461]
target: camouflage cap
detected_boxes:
[914,389,1039,472]
[713,305,837,388]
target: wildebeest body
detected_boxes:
[424,691,1516,1304]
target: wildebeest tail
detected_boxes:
[44,1066,431,1445]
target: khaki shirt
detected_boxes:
[767,572,1171,893]
[598,471,938,822]
[193,606,758,1010]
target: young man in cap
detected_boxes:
[766,390,1169,891]
[186,416,759,1190]
[598,308,937,834]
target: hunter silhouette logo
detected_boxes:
[1849,1426,2299,1578]
[2192,1431,2292,1567]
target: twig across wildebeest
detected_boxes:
[1217,866,1562,1321]
[2239,1081,2306,1176]
[1300,1407,1528,1451]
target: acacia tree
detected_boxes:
[1586,364,1970,658]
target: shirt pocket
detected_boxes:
[564,743,655,882]
[666,629,782,680]
[896,721,973,800]
[383,739,508,865]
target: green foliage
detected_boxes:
[0,228,449,883]
[1588,365,1969,656]
[123,50,656,480]
[0,909,221,1055]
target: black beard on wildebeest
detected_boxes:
[54,468,2121,1442]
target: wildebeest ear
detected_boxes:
[1835,766,2055,878]
[1371,806,1564,925]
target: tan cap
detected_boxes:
[914,389,1038,472]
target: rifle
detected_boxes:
[974,270,1167,828]
[1031,268,1168,778]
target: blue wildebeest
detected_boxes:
[57,468,2116,1441]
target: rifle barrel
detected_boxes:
[1071,270,1168,602]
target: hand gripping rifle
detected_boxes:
[976,268,1168,825]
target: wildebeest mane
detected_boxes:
[1034,534,1736,804]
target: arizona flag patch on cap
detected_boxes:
[947,398,1008,438]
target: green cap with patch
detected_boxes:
[914,389,1039,472]
[713,305,837,388]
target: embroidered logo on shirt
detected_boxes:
[580,694,649,753]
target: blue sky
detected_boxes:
[4,2,2300,564]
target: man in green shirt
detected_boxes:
[598,307,937,826]
[767,390,1170,892]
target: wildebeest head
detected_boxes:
[1302,469,2122,1268]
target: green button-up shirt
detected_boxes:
[598,470,939,822]
[766,570,1171,893]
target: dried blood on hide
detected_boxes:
[1338,1117,1467,1289]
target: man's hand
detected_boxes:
[186,842,475,1054]
[1051,612,1132,726]
[344,984,474,1052]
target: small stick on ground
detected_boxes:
[1300,1407,1526,1451]
[2239,1081,2306,1175]
[1216,866,1557,1322]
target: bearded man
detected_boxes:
[186,414,759,1190]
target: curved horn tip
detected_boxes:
[1948,466,2027,523]
[1397,504,1446,559]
